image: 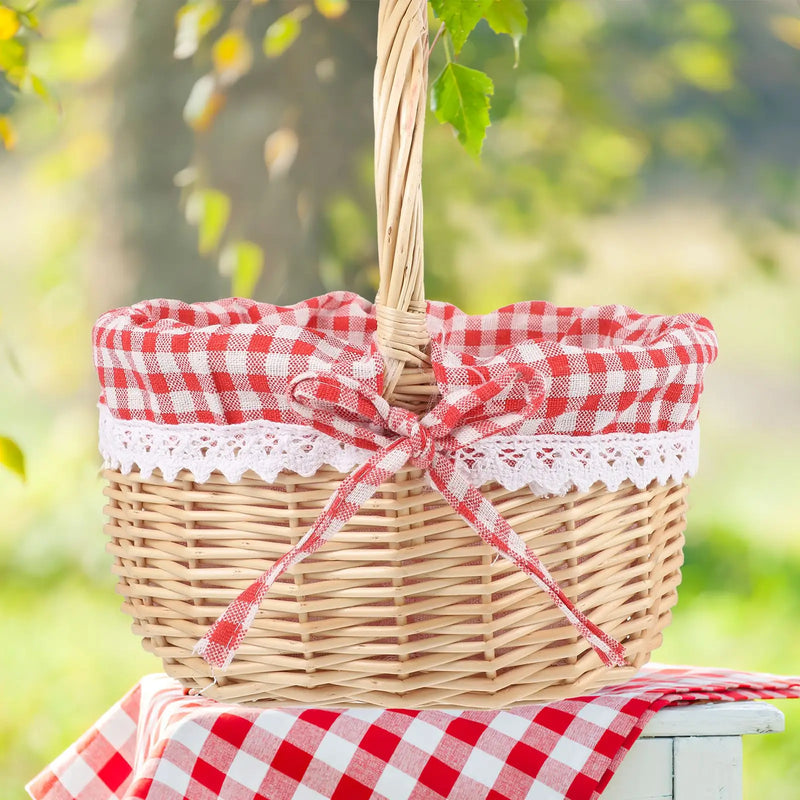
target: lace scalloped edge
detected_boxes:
[98,404,700,496]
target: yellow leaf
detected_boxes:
[771,16,800,49]
[183,74,226,131]
[0,436,25,480]
[264,127,299,180]
[315,0,348,20]
[0,7,20,41]
[0,116,16,150]
[212,28,253,85]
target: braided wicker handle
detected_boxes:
[374,0,436,410]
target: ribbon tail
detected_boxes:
[194,439,413,670]
[428,457,627,668]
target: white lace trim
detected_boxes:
[98,405,699,496]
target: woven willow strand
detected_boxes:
[374,0,434,408]
[105,470,687,707]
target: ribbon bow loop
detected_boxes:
[289,372,395,450]
[420,364,544,450]
[195,363,627,671]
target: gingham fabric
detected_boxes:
[93,292,717,435]
[27,665,800,800]
[195,367,625,670]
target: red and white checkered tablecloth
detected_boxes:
[27,665,799,800]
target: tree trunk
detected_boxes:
[113,1,378,305]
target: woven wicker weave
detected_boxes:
[105,469,685,707]
[103,0,689,707]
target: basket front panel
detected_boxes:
[103,467,687,708]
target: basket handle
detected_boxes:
[374,0,435,410]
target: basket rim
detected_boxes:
[94,291,717,365]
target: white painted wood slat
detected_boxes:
[640,701,784,738]
[602,739,673,799]
[673,736,742,800]
[600,701,783,800]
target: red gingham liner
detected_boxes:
[93,292,717,435]
[27,665,799,800]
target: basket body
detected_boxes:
[104,466,686,708]
[92,1,718,709]
[94,292,717,706]
[95,292,716,707]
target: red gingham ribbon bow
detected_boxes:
[194,366,627,670]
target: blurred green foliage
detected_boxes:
[0,1,59,134]
[1,1,799,798]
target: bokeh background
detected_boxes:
[2,1,799,797]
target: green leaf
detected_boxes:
[219,241,264,298]
[263,6,310,58]
[20,71,61,113]
[185,188,230,254]
[431,62,494,158]
[18,10,39,32]
[430,0,491,54]
[485,0,527,65]
[0,436,25,480]
[0,38,27,72]
[684,2,732,39]
[670,40,732,92]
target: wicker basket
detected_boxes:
[98,0,714,708]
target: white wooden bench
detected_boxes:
[603,701,784,799]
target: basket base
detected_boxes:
[165,662,645,709]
